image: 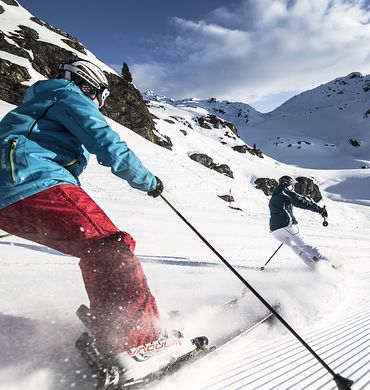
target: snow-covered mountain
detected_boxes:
[144,72,370,170]
[143,91,263,129]
[0,1,369,390]
[241,72,370,170]
[143,72,370,206]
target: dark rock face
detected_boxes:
[294,176,322,202]
[348,138,361,147]
[232,144,263,158]
[213,164,234,178]
[0,59,29,105]
[0,30,31,59]
[101,73,172,148]
[1,0,19,6]
[189,153,234,178]
[218,194,234,203]
[197,114,239,136]
[189,153,213,167]
[11,24,39,42]
[254,178,278,196]
[28,17,87,55]
[0,4,170,149]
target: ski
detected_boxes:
[75,306,209,389]
[75,301,276,389]
[0,233,12,239]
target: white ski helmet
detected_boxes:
[58,58,110,107]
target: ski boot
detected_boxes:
[75,332,120,389]
[76,326,209,389]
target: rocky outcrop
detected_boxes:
[218,194,234,203]
[254,178,278,196]
[213,164,234,178]
[363,108,370,118]
[1,0,18,5]
[232,144,263,158]
[348,138,361,147]
[189,153,234,178]
[0,30,30,59]
[197,114,239,136]
[0,59,29,105]
[0,4,171,149]
[102,70,170,147]
[294,176,322,202]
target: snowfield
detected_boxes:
[0,1,369,388]
[0,100,369,390]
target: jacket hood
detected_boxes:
[23,79,82,103]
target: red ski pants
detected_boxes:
[0,184,160,355]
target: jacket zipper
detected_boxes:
[62,158,79,167]
[9,139,17,182]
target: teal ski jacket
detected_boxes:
[0,79,157,209]
[269,185,321,231]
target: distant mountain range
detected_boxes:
[1,0,369,172]
[143,71,370,169]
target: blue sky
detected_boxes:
[18,0,370,112]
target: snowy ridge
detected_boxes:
[237,73,370,170]
[143,91,263,130]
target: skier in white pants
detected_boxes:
[269,176,328,268]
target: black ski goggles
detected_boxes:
[81,83,110,108]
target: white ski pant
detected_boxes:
[271,223,327,267]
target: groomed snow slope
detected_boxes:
[0,95,369,390]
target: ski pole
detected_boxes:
[160,194,353,390]
[260,243,283,270]
[322,205,329,227]
[323,216,328,227]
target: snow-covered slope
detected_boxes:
[1,95,369,389]
[0,2,369,390]
[239,72,370,170]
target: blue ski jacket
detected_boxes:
[268,185,321,231]
[0,79,157,209]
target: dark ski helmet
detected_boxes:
[278,175,295,188]
[58,58,110,108]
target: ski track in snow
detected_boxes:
[0,114,369,389]
[0,140,369,390]
[0,221,369,390]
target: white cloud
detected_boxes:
[131,0,370,111]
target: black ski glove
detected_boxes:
[319,206,328,218]
[147,176,164,198]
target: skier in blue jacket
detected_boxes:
[0,59,164,357]
[269,176,329,267]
